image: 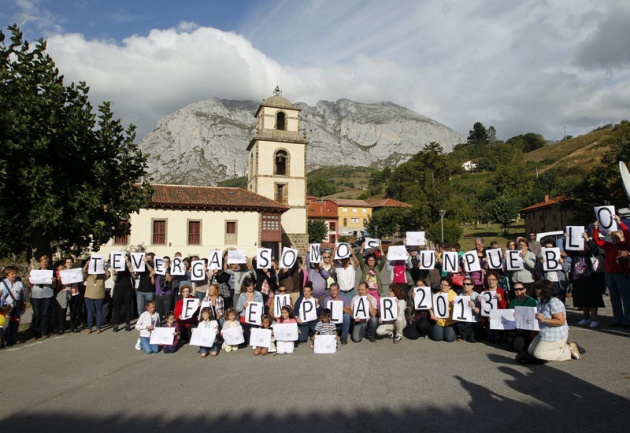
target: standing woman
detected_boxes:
[62,257,82,333]
[511,238,536,296]
[51,260,69,334]
[27,255,56,339]
[111,254,136,332]
[83,257,110,334]
[358,242,385,306]
[519,279,582,363]
[1,266,26,346]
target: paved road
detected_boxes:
[1,303,629,433]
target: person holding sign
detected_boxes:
[454,278,481,343]
[221,308,242,352]
[173,285,198,343]
[26,255,56,339]
[275,306,298,354]
[403,280,432,340]
[351,282,378,343]
[504,283,538,353]
[334,248,359,302]
[312,309,337,349]
[323,283,352,345]
[306,250,334,304]
[593,217,630,328]
[82,257,110,334]
[358,242,386,306]
[111,253,136,333]
[252,315,276,356]
[519,279,583,363]
[61,257,83,333]
[194,307,220,358]
[376,284,407,343]
[480,271,508,343]
[204,284,225,326]
[293,282,321,344]
[236,277,264,343]
[511,239,536,296]
[430,277,457,342]
[135,300,160,354]
[538,238,569,303]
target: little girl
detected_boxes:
[274,306,297,355]
[312,308,337,349]
[135,300,160,354]
[162,312,180,354]
[220,308,241,353]
[195,307,220,357]
[253,314,276,356]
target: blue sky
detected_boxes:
[2,0,630,142]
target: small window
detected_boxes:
[351,218,360,224]
[275,150,288,176]
[188,221,201,245]
[225,221,237,244]
[153,220,166,245]
[276,112,286,130]
[343,218,348,226]
[275,183,288,204]
[330,222,336,231]
[353,208,357,213]
[362,209,367,213]
[342,208,348,212]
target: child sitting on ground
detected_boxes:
[312,308,337,349]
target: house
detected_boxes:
[307,199,339,243]
[520,195,575,234]
[96,184,288,258]
[329,199,373,237]
[462,160,478,171]
[368,197,413,211]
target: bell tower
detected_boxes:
[247,87,309,253]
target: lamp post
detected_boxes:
[374,226,378,239]
[439,210,447,243]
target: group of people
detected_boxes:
[2,219,627,365]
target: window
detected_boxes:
[343,208,348,212]
[275,150,288,175]
[275,183,287,204]
[329,221,336,231]
[114,220,129,245]
[362,208,367,213]
[276,111,286,130]
[351,218,360,224]
[225,221,237,244]
[188,220,200,245]
[153,219,166,245]
[343,218,347,226]
[353,208,357,213]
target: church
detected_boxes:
[95,88,308,259]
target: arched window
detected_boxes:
[276,112,286,130]
[275,150,288,176]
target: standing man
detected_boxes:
[335,248,359,303]
[528,232,542,257]
[136,252,155,316]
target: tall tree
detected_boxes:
[0,25,152,258]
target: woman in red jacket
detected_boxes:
[173,284,198,342]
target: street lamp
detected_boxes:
[439,210,447,243]
[374,226,378,239]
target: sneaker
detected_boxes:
[368,336,376,342]
[387,333,394,340]
[577,318,591,326]
[393,335,402,344]
[589,321,600,328]
[135,338,141,351]
[341,338,348,345]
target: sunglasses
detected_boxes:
[322,256,330,259]
[514,287,526,291]
[464,283,474,286]
[278,290,287,293]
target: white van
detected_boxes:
[536,231,564,244]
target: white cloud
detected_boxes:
[33,0,630,143]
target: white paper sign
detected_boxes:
[149,327,175,345]
[419,251,435,270]
[327,300,344,324]
[485,248,503,269]
[59,268,84,285]
[256,248,272,269]
[280,248,299,268]
[207,249,223,270]
[227,249,247,264]
[413,286,432,310]
[190,260,206,281]
[314,334,337,354]
[594,205,617,232]
[462,251,481,273]
[110,252,126,272]
[365,238,381,250]
[190,327,217,347]
[565,226,585,251]
[299,299,318,322]
[387,245,407,261]
[505,250,524,271]
[479,291,498,317]
[273,294,291,318]
[130,253,145,272]
[273,323,299,341]
[29,270,54,285]
[353,296,370,320]
[406,231,426,246]
[489,309,516,330]
[453,296,474,322]
[309,244,322,263]
[153,257,166,276]
[170,258,185,276]
[249,327,272,348]
[221,326,245,346]
[442,252,459,273]
[245,301,264,325]
[514,306,540,331]
[180,298,200,320]
[380,297,398,321]
[88,255,106,275]
[335,243,352,259]
[541,247,562,272]
[432,293,450,319]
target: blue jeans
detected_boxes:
[431,324,457,342]
[351,317,378,342]
[136,291,155,316]
[198,342,220,355]
[340,290,355,304]
[140,336,159,354]
[605,273,630,324]
[84,298,104,330]
[335,313,351,340]
[297,320,318,343]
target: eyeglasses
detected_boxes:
[322,256,330,259]
[278,290,287,293]
[514,287,526,291]
[487,278,497,282]
[464,283,474,286]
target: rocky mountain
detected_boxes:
[139,98,465,185]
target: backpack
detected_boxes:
[570,255,590,281]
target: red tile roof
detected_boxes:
[520,196,567,213]
[328,199,372,207]
[148,184,289,213]
[368,198,413,208]
[307,200,338,218]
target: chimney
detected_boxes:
[544,195,549,202]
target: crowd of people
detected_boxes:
[1,219,627,365]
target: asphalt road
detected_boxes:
[1,303,629,433]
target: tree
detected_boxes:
[308,219,329,243]
[485,194,521,234]
[507,133,546,153]
[426,219,463,245]
[307,177,338,197]
[0,25,152,258]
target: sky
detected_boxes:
[2,0,629,142]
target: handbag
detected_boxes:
[451,274,465,287]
